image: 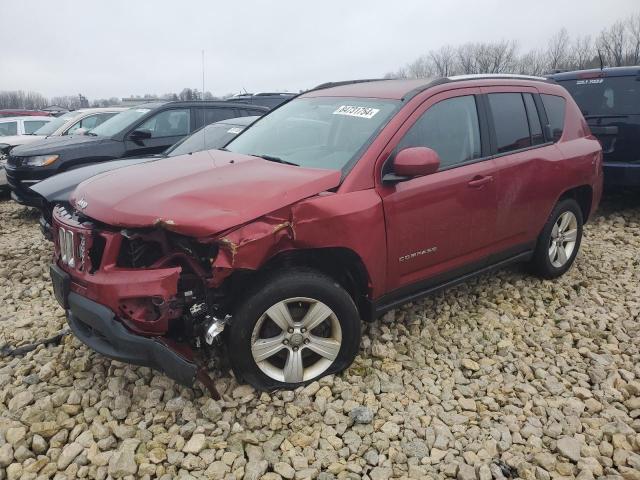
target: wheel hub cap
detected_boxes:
[289,332,304,347]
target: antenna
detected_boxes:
[597,49,604,71]
[202,49,206,153]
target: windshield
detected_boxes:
[166,120,253,157]
[558,76,640,116]
[225,97,399,171]
[89,107,152,137]
[34,111,79,135]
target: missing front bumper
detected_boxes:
[66,291,199,386]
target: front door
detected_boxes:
[124,108,192,156]
[379,89,500,293]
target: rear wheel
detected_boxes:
[530,198,583,279]
[226,269,361,391]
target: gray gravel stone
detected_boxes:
[1,194,640,480]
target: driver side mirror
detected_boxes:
[129,129,152,141]
[73,127,88,136]
[383,147,440,184]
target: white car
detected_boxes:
[0,107,126,153]
[0,116,53,138]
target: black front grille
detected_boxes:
[89,235,106,273]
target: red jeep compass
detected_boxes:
[49,76,602,393]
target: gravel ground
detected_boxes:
[0,193,639,480]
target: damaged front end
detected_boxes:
[51,205,235,397]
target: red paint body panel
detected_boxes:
[71,150,341,237]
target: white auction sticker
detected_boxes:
[576,79,604,85]
[333,105,380,119]
[227,127,243,134]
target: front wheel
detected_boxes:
[529,198,583,279]
[226,269,361,391]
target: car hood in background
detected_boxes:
[10,135,117,156]
[0,135,45,147]
[71,150,341,238]
[30,157,155,204]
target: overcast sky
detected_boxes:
[1,0,638,99]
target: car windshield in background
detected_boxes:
[167,120,253,157]
[33,111,79,135]
[557,76,640,116]
[89,107,152,137]
[225,97,399,171]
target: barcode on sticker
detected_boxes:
[333,105,380,119]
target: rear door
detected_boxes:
[481,87,558,250]
[379,88,501,293]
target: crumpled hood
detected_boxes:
[11,135,116,156]
[71,150,341,237]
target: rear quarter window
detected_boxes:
[541,94,566,142]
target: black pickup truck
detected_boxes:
[550,67,640,187]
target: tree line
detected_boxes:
[385,12,640,78]
[0,88,229,111]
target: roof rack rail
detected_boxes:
[446,73,550,82]
[309,78,388,92]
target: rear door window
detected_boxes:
[398,95,482,170]
[0,121,17,136]
[540,94,566,142]
[24,120,48,134]
[488,93,532,153]
[523,94,545,145]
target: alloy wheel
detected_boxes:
[548,211,578,268]
[250,297,342,383]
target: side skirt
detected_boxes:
[368,248,534,320]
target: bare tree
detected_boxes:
[598,21,627,67]
[546,28,571,71]
[516,49,549,76]
[626,13,640,65]
[429,45,458,77]
[406,55,433,78]
[457,43,479,74]
[570,35,594,70]
[0,90,48,109]
[475,40,518,73]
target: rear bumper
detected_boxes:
[603,162,640,187]
[65,289,198,386]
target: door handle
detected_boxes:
[467,175,494,188]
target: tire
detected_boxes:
[226,268,361,391]
[529,198,583,279]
